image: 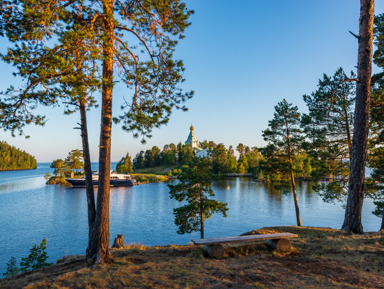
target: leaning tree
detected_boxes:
[0,0,193,264]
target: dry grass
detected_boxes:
[1,226,384,289]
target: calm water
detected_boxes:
[0,164,381,275]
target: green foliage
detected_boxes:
[211,143,236,175]
[44,172,51,181]
[19,238,53,273]
[133,142,193,170]
[50,159,68,178]
[50,149,84,177]
[168,158,228,237]
[368,14,384,222]
[3,257,19,278]
[1,0,194,143]
[132,174,168,183]
[262,99,303,185]
[0,141,37,170]
[237,162,246,174]
[65,150,84,174]
[177,143,195,165]
[242,146,263,175]
[301,68,355,203]
[116,153,133,174]
[3,238,52,278]
[162,149,177,166]
[133,141,262,176]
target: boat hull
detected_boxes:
[66,178,135,188]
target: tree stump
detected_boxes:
[112,234,124,248]
[266,238,292,252]
[203,244,225,258]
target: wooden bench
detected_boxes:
[192,232,298,257]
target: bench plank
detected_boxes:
[192,232,298,246]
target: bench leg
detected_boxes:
[266,238,292,252]
[203,244,225,258]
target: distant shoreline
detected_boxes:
[0,167,37,172]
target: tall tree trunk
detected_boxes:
[290,162,302,226]
[285,117,302,226]
[80,102,97,261]
[380,212,384,231]
[89,0,114,264]
[342,0,374,234]
[343,106,352,160]
[200,189,204,239]
[200,214,204,239]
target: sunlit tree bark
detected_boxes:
[342,0,375,233]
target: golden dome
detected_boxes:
[190,124,194,131]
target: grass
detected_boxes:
[1,226,384,288]
[131,173,170,184]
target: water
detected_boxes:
[0,164,381,275]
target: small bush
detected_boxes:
[19,238,53,273]
[3,238,53,278]
[3,257,19,278]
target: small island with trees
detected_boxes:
[0,141,37,171]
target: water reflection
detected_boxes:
[0,170,381,276]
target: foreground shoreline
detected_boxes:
[1,226,383,288]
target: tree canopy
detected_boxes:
[0,141,37,170]
[262,99,303,226]
[168,157,228,238]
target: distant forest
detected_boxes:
[0,141,37,170]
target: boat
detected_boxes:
[66,172,136,188]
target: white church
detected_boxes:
[185,125,209,158]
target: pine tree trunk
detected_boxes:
[342,0,374,234]
[200,189,204,239]
[89,0,114,264]
[80,102,97,260]
[343,106,352,161]
[380,213,384,231]
[290,169,302,226]
[285,117,302,227]
[201,216,204,239]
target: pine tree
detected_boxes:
[301,68,356,203]
[168,158,228,238]
[342,0,375,234]
[116,153,133,174]
[367,12,384,230]
[262,99,303,226]
[1,0,193,264]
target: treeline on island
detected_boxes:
[0,141,37,171]
[132,141,313,180]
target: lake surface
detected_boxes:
[0,163,381,275]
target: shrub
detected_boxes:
[3,257,19,278]
[3,238,53,278]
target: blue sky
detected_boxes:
[1,1,384,162]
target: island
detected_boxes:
[0,141,37,171]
